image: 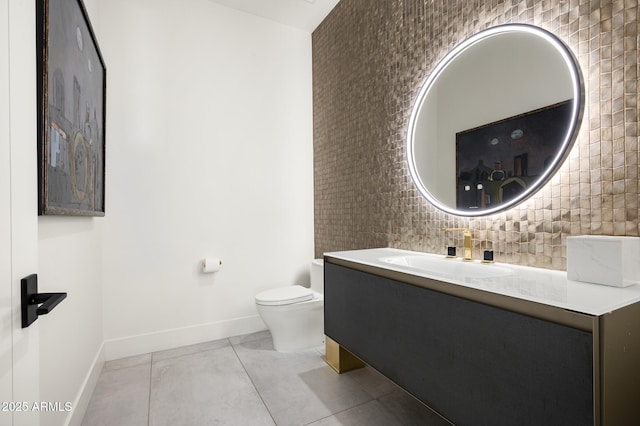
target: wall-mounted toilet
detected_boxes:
[255,259,324,352]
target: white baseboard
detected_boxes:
[104,315,267,361]
[65,342,105,426]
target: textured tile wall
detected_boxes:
[312,0,639,270]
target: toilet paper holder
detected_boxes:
[21,274,67,328]
[202,257,222,273]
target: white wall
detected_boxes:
[37,0,106,424]
[99,0,314,359]
[38,218,104,426]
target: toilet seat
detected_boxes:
[255,285,314,306]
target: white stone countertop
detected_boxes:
[324,247,640,316]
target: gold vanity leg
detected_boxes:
[325,336,365,374]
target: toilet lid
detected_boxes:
[255,285,314,306]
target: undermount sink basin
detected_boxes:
[380,254,513,279]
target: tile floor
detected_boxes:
[82,331,451,425]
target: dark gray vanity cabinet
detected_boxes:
[324,261,598,426]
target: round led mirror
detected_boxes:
[406,24,584,216]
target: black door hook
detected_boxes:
[21,274,67,328]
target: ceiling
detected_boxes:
[208,0,340,32]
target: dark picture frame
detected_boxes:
[37,0,106,216]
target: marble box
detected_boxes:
[567,236,640,287]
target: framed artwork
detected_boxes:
[455,100,572,210]
[37,0,106,216]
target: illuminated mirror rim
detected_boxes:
[406,23,584,217]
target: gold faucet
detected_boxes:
[443,228,473,261]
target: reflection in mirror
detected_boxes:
[407,24,584,217]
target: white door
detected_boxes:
[1,0,41,424]
[0,0,13,414]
